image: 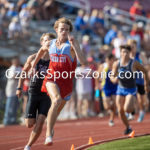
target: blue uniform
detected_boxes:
[116,59,137,96]
[134,52,145,95]
[135,52,144,85]
[101,64,117,98]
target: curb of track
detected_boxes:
[75,133,150,150]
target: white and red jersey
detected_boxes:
[41,39,77,99]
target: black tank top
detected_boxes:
[118,59,136,88]
[28,59,49,94]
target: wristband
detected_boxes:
[95,89,100,98]
[16,87,22,90]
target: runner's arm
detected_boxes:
[31,44,49,68]
[16,54,36,98]
[110,60,119,84]
[95,64,103,90]
[68,35,87,65]
[133,61,149,93]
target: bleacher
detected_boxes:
[1,0,150,65]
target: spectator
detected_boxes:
[89,9,102,37]
[19,4,31,36]
[76,64,93,118]
[97,10,104,27]
[19,4,31,27]
[130,23,144,49]
[74,9,85,31]
[83,12,90,24]
[6,3,18,19]
[89,9,99,28]
[113,31,126,58]
[104,25,117,45]
[81,35,91,56]
[74,9,90,35]
[3,57,22,125]
[87,56,97,116]
[130,22,144,41]
[110,2,119,17]
[130,1,142,18]
[8,16,22,39]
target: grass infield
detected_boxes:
[88,135,150,150]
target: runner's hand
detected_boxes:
[16,89,22,98]
[68,34,76,48]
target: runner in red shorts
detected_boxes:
[31,17,87,145]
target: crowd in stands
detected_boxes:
[74,1,150,60]
[0,0,61,39]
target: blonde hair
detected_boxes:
[40,33,56,42]
[127,39,137,45]
[54,17,73,32]
[78,9,84,16]
[91,9,98,17]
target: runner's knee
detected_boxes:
[124,106,133,113]
[52,95,62,108]
[118,107,124,114]
[124,105,128,112]
[25,122,35,128]
[104,104,110,110]
[25,120,35,128]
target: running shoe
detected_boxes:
[44,129,54,146]
[128,113,135,120]
[137,111,145,122]
[124,127,132,135]
[108,120,114,127]
[44,136,53,146]
[24,145,31,150]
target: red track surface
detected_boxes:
[0,114,150,150]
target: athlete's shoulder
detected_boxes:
[113,60,119,67]
[65,40,71,47]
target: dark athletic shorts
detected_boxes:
[25,92,51,118]
[136,84,145,95]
